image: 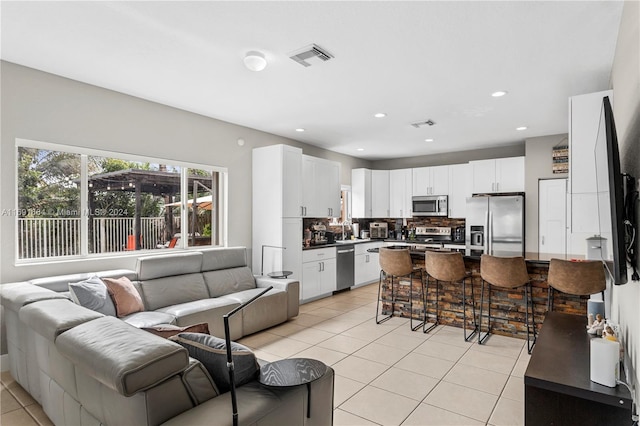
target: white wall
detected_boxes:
[524,134,568,253]
[0,61,370,284]
[609,0,640,400]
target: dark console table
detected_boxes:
[524,312,633,425]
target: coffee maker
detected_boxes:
[310,224,328,245]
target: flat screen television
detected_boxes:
[594,95,627,285]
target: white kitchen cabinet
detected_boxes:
[302,155,341,218]
[301,247,337,300]
[371,170,390,218]
[389,169,412,218]
[354,242,382,285]
[352,168,372,218]
[566,90,613,256]
[470,157,524,193]
[412,166,449,196]
[448,163,471,218]
[570,90,612,195]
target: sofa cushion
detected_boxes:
[200,247,247,272]
[139,273,210,311]
[102,277,144,317]
[1,282,69,312]
[19,299,103,341]
[203,267,256,298]
[121,311,176,328]
[169,333,259,393]
[143,323,210,339]
[56,316,189,397]
[68,276,116,316]
[136,252,203,280]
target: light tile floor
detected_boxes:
[1,282,530,426]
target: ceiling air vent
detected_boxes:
[289,44,334,67]
[410,119,436,128]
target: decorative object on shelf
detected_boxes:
[587,313,605,335]
[552,137,569,174]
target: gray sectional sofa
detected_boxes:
[1,247,334,425]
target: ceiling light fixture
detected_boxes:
[492,91,508,97]
[244,51,267,72]
[357,148,364,151]
[425,138,434,142]
[295,128,305,132]
[516,126,528,131]
[374,113,387,118]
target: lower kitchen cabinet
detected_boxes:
[354,242,382,286]
[301,248,337,301]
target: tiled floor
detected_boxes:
[1,282,529,425]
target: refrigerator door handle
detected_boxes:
[484,211,490,254]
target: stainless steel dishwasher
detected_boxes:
[336,244,355,291]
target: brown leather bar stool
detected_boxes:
[479,254,536,353]
[423,251,477,340]
[547,258,606,317]
[376,247,424,330]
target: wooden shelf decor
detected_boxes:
[552,142,569,174]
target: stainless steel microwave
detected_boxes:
[412,195,448,217]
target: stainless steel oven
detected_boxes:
[412,195,448,217]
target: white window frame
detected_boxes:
[14,138,228,264]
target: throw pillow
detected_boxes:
[142,323,210,339]
[169,333,259,393]
[102,276,144,318]
[68,276,116,316]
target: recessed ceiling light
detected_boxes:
[492,91,508,97]
[356,148,364,151]
[374,113,387,118]
[516,126,528,131]
[425,138,434,142]
[295,128,305,132]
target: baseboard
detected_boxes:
[1,354,9,372]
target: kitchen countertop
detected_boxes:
[302,238,383,250]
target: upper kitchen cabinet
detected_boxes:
[253,144,302,218]
[389,169,412,218]
[352,168,372,218]
[412,166,449,196]
[470,157,524,193]
[448,163,471,218]
[302,155,341,218]
[371,170,390,218]
[569,90,612,194]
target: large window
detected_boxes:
[16,140,227,261]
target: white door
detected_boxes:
[539,179,567,255]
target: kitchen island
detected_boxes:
[376,246,589,340]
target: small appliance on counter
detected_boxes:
[310,224,328,245]
[369,222,388,239]
[452,226,465,243]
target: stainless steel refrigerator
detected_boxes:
[465,195,525,256]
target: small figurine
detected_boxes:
[603,325,618,342]
[587,314,605,335]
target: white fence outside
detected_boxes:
[18,217,166,259]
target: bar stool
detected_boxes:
[547,258,606,316]
[479,254,536,354]
[376,247,424,330]
[423,251,477,340]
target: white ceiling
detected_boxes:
[1,1,624,160]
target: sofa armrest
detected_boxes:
[255,276,299,318]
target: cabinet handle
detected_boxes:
[321,262,324,272]
[319,262,322,272]
[400,209,403,217]
[301,206,304,216]
[366,255,369,262]
[542,236,545,245]
[497,182,500,192]
[491,183,495,191]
